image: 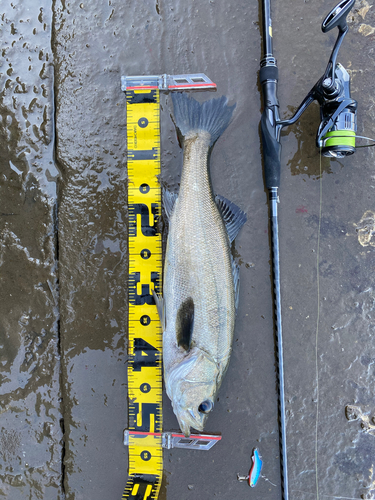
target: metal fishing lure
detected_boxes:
[237,448,263,487]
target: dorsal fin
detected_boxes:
[176,297,194,351]
[215,195,247,243]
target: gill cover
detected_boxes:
[165,347,218,436]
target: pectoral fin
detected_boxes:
[216,195,247,243]
[152,289,166,331]
[163,186,178,220]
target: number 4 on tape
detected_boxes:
[121,73,218,500]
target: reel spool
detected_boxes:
[322,130,356,158]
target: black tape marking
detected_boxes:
[138,117,149,128]
[132,338,160,372]
[129,203,160,238]
[140,383,151,393]
[122,474,159,500]
[126,90,158,104]
[128,148,158,160]
[129,272,160,305]
[139,183,150,194]
[129,402,161,432]
[140,249,151,259]
[140,450,152,461]
[140,315,151,326]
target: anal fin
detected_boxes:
[231,256,240,314]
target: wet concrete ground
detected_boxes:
[1,0,375,499]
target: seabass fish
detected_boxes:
[154,93,246,436]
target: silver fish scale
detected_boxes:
[163,130,236,380]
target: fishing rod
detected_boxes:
[259,1,357,499]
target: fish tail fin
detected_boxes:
[171,93,235,146]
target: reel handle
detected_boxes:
[322,0,355,33]
[321,0,356,88]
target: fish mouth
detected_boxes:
[176,408,206,437]
[178,419,192,438]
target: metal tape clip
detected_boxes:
[121,73,217,92]
[124,430,221,451]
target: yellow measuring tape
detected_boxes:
[121,74,217,499]
[123,86,163,500]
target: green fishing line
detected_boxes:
[323,130,356,148]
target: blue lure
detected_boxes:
[249,448,263,487]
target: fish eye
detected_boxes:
[198,400,213,414]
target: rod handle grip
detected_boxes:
[261,108,282,189]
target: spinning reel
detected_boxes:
[280,0,357,157]
[261,0,358,176]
